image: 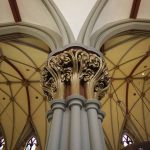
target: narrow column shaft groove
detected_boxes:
[70,105,81,150]
[46,101,65,150]
[86,101,105,150]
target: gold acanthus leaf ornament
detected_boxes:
[94,65,110,100]
[49,51,73,82]
[41,66,57,101]
[77,50,101,81]
[41,48,110,100]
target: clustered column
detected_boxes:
[46,100,65,150]
[41,46,110,150]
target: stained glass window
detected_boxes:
[0,136,5,150]
[25,136,38,150]
[122,133,134,147]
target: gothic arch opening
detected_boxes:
[0,32,52,150]
[99,30,150,150]
[24,136,38,150]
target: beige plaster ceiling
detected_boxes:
[102,31,150,150]
[0,34,50,150]
[0,0,150,150]
[0,31,150,150]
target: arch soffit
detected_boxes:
[77,0,150,49]
[0,22,63,50]
[0,0,77,49]
[77,0,108,45]
[90,19,150,50]
[41,0,75,45]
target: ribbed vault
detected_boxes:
[0,31,150,150]
[102,31,150,150]
[0,34,50,150]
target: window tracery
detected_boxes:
[122,133,134,147]
[0,136,5,150]
[25,136,38,150]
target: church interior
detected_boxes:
[0,0,150,150]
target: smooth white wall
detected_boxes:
[53,0,97,39]
[0,0,14,23]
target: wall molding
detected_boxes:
[77,0,108,46]
[90,19,150,50]
[0,22,63,50]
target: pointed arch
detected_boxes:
[0,32,49,150]
[24,136,38,150]
[121,132,134,147]
[99,30,150,149]
[118,115,144,150]
[117,116,127,150]
[77,0,108,45]
[0,124,7,150]
[14,119,41,150]
[0,23,62,50]
[41,0,75,44]
[125,118,144,142]
[90,19,150,50]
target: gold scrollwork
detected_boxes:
[41,66,57,101]
[94,65,110,100]
[41,48,110,101]
[77,50,101,82]
[49,52,73,82]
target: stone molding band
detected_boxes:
[98,110,106,122]
[47,97,106,121]
[66,95,85,109]
[51,100,66,111]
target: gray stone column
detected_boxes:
[59,108,70,150]
[98,110,106,150]
[81,109,91,150]
[46,100,65,150]
[86,100,105,150]
[47,110,53,122]
[67,95,85,150]
[41,46,110,150]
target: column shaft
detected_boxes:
[47,109,63,150]
[81,109,90,150]
[86,101,104,150]
[70,105,81,150]
[60,109,70,150]
[67,95,85,150]
[98,111,106,150]
[98,121,106,150]
[46,101,65,150]
[88,109,103,150]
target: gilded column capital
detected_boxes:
[41,46,110,101]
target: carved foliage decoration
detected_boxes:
[49,51,73,82]
[77,50,101,81]
[41,66,57,100]
[94,62,110,99]
[41,48,110,100]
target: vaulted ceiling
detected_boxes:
[0,0,150,150]
[102,31,150,149]
[0,34,50,150]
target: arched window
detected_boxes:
[25,136,38,150]
[122,133,134,147]
[0,136,5,150]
